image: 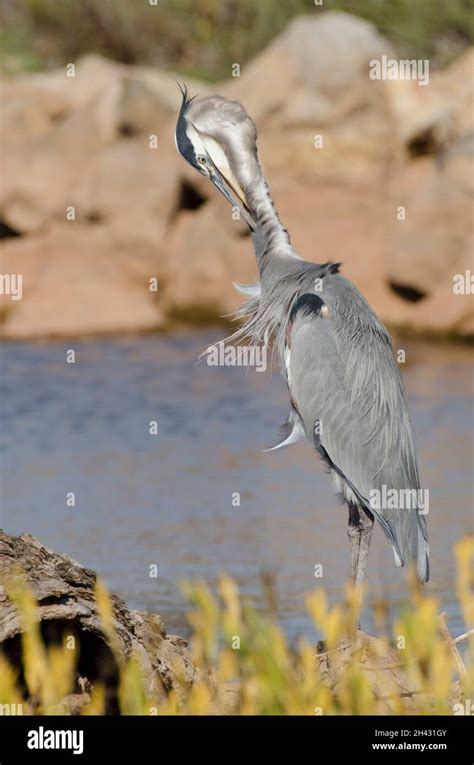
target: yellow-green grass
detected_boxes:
[1,537,472,715]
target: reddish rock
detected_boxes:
[0,16,472,340]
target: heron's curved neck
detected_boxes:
[244,170,298,273]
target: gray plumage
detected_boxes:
[175,88,429,586]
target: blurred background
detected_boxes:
[1,0,473,75]
[0,1,473,641]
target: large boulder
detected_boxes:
[387,145,473,293]
[0,224,165,338]
[222,11,397,185]
[0,55,188,339]
[384,48,474,150]
[0,54,187,234]
[0,55,123,147]
[382,46,474,338]
[118,67,208,136]
[159,199,256,321]
[1,82,124,232]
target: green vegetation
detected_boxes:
[0,0,473,76]
[1,538,472,715]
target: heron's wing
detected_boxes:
[287,291,429,581]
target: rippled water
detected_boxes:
[1,330,472,642]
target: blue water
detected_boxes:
[1,330,472,642]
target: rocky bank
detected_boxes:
[0,12,472,340]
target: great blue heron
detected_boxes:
[175,88,429,589]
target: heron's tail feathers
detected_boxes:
[389,512,429,583]
[351,482,429,584]
[415,519,430,582]
[315,442,430,584]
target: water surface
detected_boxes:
[1,330,472,641]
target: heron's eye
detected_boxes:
[197,155,206,165]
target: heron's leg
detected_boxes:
[347,503,362,581]
[347,505,374,630]
[354,509,374,588]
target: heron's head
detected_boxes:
[175,86,259,229]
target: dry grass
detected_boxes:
[1,537,472,715]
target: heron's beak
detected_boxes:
[207,159,255,231]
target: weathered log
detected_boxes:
[0,530,196,713]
